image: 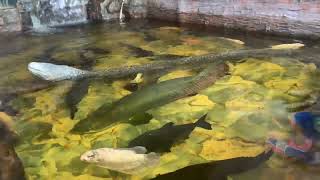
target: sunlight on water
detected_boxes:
[0,20,320,180]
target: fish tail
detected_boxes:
[145,152,160,167]
[195,114,212,130]
[70,107,77,119]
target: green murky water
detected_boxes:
[1,20,320,180]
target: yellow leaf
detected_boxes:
[158,70,195,82]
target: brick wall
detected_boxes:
[145,0,320,38]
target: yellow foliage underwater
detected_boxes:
[11,54,320,180]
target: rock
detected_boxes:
[0,17,4,26]
[86,0,103,22]
[0,143,26,180]
[108,0,121,13]
[0,8,22,32]
[0,119,25,180]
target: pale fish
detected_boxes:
[80,146,160,174]
[130,73,143,84]
[220,37,245,45]
[271,43,304,50]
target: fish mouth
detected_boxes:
[80,155,87,162]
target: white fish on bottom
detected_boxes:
[80,146,160,174]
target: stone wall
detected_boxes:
[144,0,320,38]
[2,0,320,38]
[0,7,22,32]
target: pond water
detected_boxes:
[1,19,320,180]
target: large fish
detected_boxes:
[128,114,211,153]
[152,150,273,180]
[71,76,195,132]
[80,146,160,174]
[28,47,299,82]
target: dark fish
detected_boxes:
[83,47,110,55]
[128,114,211,153]
[65,46,107,119]
[152,150,273,180]
[120,43,154,58]
[0,80,53,116]
[152,54,187,61]
[65,78,90,119]
[0,120,26,180]
[128,113,153,126]
[123,82,139,92]
[143,32,158,42]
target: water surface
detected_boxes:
[0,20,320,180]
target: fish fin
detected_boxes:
[119,153,160,174]
[145,152,160,167]
[161,122,174,129]
[195,114,212,130]
[131,146,147,154]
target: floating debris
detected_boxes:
[65,79,90,119]
[220,37,245,45]
[271,43,305,50]
[131,73,144,84]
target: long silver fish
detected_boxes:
[80,146,160,174]
[28,46,300,82]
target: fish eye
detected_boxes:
[87,151,97,159]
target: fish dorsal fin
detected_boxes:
[198,114,207,121]
[161,122,174,129]
[131,146,147,154]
